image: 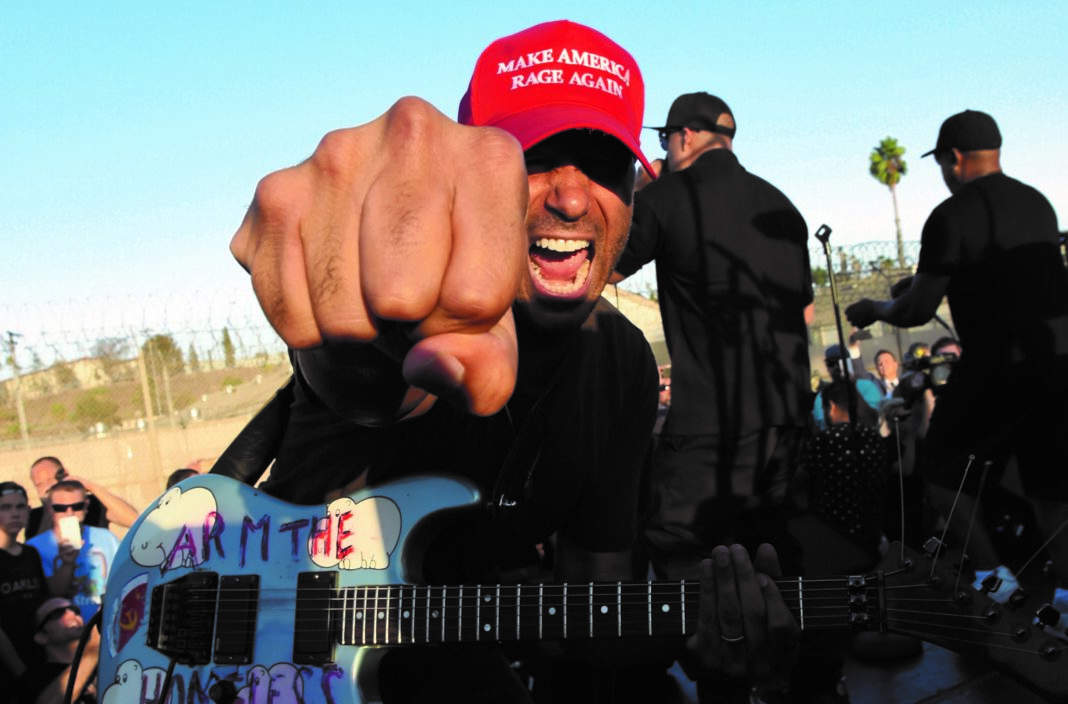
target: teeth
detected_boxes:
[534,237,589,252]
[532,260,591,294]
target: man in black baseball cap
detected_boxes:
[647,92,736,171]
[614,88,817,698]
[920,109,1002,157]
[846,109,1068,629]
[918,109,1004,194]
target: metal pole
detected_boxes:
[5,331,31,448]
[814,225,858,432]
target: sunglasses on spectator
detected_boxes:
[657,127,683,151]
[52,500,87,513]
[38,604,80,629]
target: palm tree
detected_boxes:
[869,137,908,267]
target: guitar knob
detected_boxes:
[1033,604,1060,628]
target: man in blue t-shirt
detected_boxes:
[27,480,119,625]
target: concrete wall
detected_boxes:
[2,414,256,538]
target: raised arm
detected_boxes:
[71,474,140,528]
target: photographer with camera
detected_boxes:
[846,110,1068,638]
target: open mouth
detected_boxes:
[528,237,593,298]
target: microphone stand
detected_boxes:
[814,224,858,434]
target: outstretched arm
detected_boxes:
[846,273,950,330]
[230,97,529,424]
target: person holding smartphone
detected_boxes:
[26,481,119,625]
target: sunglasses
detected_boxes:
[52,500,87,513]
[38,604,80,629]
[658,127,683,151]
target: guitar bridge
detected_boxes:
[148,572,219,665]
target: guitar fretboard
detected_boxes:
[332,578,869,646]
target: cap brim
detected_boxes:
[494,103,657,178]
[921,148,937,158]
[35,597,73,629]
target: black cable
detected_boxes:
[64,608,101,704]
[158,658,180,704]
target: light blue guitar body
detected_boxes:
[100,473,481,704]
[100,474,1068,703]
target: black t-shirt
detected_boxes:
[917,172,1068,372]
[262,298,659,582]
[617,149,813,436]
[0,545,48,676]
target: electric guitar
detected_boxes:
[99,474,1067,704]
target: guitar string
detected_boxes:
[186,583,1064,653]
[953,460,991,595]
[931,454,976,582]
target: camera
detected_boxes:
[896,351,959,406]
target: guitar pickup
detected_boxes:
[147,573,259,666]
[213,575,259,664]
[293,571,337,665]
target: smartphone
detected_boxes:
[57,515,83,550]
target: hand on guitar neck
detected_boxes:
[684,544,800,693]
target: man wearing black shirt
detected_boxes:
[227,23,801,703]
[613,93,813,575]
[847,110,1068,630]
[611,92,817,702]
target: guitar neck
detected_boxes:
[329,576,875,647]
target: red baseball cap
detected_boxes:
[458,20,655,177]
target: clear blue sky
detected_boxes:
[3,1,1066,318]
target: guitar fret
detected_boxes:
[344,587,354,644]
[617,582,622,637]
[380,585,388,645]
[680,581,686,635]
[538,584,543,640]
[588,583,593,637]
[372,586,379,645]
[797,576,804,631]
[403,584,412,644]
[563,583,568,638]
[648,582,652,636]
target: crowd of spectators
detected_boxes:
[1,458,199,704]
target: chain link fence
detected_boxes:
[1,288,289,451]
[1,239,942,451]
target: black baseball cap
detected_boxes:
[0,482,28,500]
[647,92,736,138]
[922,110,1002,158]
